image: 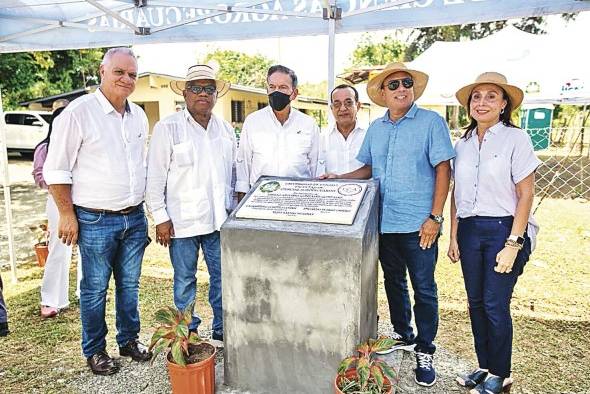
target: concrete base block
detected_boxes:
[221,177,380,394]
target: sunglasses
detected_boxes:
[186,85,217,95]
[383,77,414,91]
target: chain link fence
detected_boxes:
[450,126,590,200]
[530,127,589,200]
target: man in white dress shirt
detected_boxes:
[146,64,236,345]
[317,84,367,175]
[43,47,152,375]
[235,65,320,201]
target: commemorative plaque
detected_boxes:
[235,179,367,225]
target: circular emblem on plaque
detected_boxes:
[259,181,281,193]
[338,184,362,196]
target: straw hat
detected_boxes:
[455,72,523,109]
[366,62,429,107]
[170,64,230,97]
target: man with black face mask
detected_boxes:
[235,65,320,201]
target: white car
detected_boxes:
[2,110,52,156]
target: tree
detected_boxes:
[350,34,406,67]
[0,53,42,109]
[297,81,329,99]
[0,48,105,109]
[202,50,273,89]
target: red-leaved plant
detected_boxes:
[148,302,201,366]
[337,337,397,394]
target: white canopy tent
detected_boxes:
[409,24,590,106]
[2,0,590,282]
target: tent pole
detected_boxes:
[326,2,337,127]
[0,89,18,283]
[328,16,335,99]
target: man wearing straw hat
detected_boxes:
[146,64,236,346]
[321,62,455,387]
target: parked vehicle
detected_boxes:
[2,110,52,156]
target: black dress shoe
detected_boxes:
[457,369,488,388]
[119,339,153,362]
[87,350,119,376]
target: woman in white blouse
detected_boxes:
[448,72,541,394]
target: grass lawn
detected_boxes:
[0,197,589,393]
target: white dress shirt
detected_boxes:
[146,110,236,238]
[235,106,320,193]
[453,121,542,249]
[316,123,366,176]
[43,89,148,210]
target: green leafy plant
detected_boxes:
[148,303,202,366]
[337,338,397,394]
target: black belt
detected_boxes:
[76,203,142,215]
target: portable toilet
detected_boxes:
[520,104,553,151]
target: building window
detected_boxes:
[231,100,245,123]
[258,102,267,110]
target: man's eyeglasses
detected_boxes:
[331,99,356,110]
[186,85,217,95]
[383,77,414,91]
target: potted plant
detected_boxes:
[335,337,397,394]
[29,221,49,267]
[149,303,217,394]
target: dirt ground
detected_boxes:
[2,155,589,393]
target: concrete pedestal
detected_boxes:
[221,177,380,394]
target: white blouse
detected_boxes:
[453,122,542,250]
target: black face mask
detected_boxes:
[268,91,291,111]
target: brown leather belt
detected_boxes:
[76,203,143,215]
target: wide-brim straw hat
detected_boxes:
[170,64,230,97]
[455,72,524,109]
[366,62,429,107]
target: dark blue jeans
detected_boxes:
[76,206,148,358]
[169,232,223,336]
[0,273,7,324]
[379,232,439,354]
[457,216,531,378]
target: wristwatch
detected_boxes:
[429,214,444,224]
[508,234,525,246]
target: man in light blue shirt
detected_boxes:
[322,62,454,387]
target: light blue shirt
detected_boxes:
[357,104,455,233]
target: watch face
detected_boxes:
[430,214,443,224]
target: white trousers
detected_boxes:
[40,195,82,309]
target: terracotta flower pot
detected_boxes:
[34,243,49,267]
[334,370,393,394]
[167,342,216,394]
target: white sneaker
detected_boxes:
[376,331,416,355]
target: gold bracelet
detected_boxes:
[504,240,523,250]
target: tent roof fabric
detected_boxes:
[409,25,590,105]
[2,0,590,53]
[339,24,590,105]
